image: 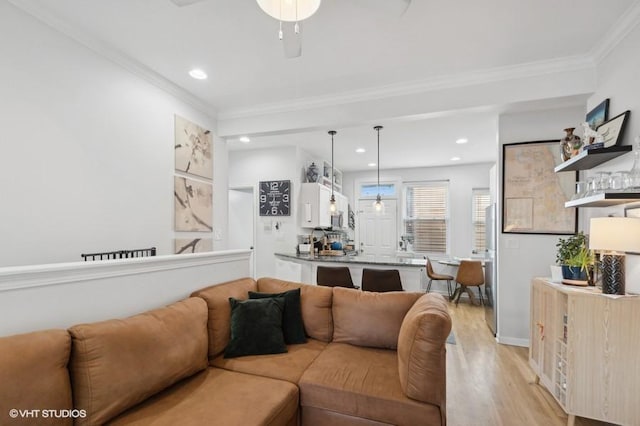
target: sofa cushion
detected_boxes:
[249,288,307,344]
[397,293,450,408]
[332,287,422,349]
[108,368,299,426]
[0,329,73,426]
[225,297,288,358]
[299,342,442,426]
[212,338,327,383]
[191,277,258,358]
[69,297,208,426]
[258,278,333,342]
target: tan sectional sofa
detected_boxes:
[0,277,451,426]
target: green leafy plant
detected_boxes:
[564,246,594,272]
[555,232,588,266]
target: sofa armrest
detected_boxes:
[397,293,451,407]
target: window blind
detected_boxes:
[404,183,449,254]
[472,189,490,253]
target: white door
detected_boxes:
[358,199,397,262]
[228,187,255,278]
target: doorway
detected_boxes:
[358,199,397,262]
[228,187,255,278]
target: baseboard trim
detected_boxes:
[497,336,529,347]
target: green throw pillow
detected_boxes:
[248,288,307,344]
[224,297,288,358]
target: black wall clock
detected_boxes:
[259,180,291,216]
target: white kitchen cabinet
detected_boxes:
[300,183,332,228]
[299,183,349,229]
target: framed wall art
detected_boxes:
[174,115,213,180]
[174,176,213,232]
[502,140,577,234]
[586,99,609,130]
[596,110,630,148]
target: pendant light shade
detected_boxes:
[373,126,385,214]
[328,130,337,214]
[256,0,321,22]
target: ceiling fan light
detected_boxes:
[256,0,321,22]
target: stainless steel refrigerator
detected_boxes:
[484,204,497,335]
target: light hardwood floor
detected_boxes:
[446,300,614,426]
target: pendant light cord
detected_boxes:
[329,130,337,199]
[374,126,383,195]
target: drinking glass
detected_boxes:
[572,181,587,200]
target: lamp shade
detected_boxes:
[256,0,321,22]
[589,217,640,252]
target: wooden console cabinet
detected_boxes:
[529,278,640,426]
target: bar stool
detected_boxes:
[361,268,403,292]
[425,257,454,298]
[316,266,357,289]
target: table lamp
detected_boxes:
[589,217,640,294]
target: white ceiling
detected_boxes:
[11,0,639,170]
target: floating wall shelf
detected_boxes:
[554,145,632,173]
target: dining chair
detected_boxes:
[452,260,484,306]
[361,268,403,292]
[426,257,454,298]
[316,266,357,289]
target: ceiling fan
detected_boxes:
[169,0,412,59]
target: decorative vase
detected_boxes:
[306,162,319,183]
[560,128,582,161]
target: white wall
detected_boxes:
[343,163,494,258]
[0,3,226,267]
[228,146,307,278]
[497,106,585,346]
[581,21,640,294]
[0,250,250,337]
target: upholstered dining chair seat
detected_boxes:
[452,260,484,306]
[426,258,454,298]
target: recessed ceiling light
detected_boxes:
[451,156,461,161]
[355,148,366,153]
[456,138,468,144]
[239,136,250,143]
[368,162,376,167]
[189,69,207,80]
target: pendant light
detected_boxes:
[373,126,384,213]
[328,130,337,214]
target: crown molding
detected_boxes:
[8,0,218,119]
[590,0,640,64]
[218,55,595,121]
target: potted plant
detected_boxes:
[555,232,594,283]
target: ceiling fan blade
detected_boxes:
[282,22,302,59]
[170,0,207,7]
[400,0,412,15]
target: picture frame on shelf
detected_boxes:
[502,140,577,235]
[586,99,609,130]
[596,110,630,148]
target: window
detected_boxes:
[403,182,449,254]
[359,183,396,198]
[472,189,491,254]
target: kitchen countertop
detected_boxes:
[275,252,427,268]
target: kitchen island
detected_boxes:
[274,253,429,293]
